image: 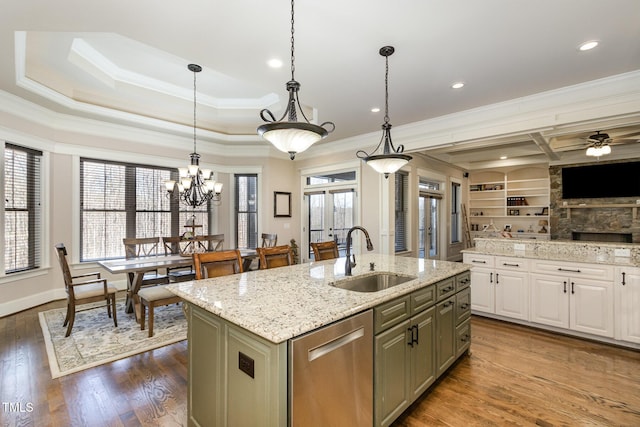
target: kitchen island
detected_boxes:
[167,253,471,427]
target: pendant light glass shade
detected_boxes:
[357,46,411,178]
[257,0,334,160]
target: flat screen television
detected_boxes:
[561,161,640,199]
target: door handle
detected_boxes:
[407,326,415,347]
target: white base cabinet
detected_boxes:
[464,252,635,347]
[530,260,614,338]
[463,253,529,321]
[615,266,640,344]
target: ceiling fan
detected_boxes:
[550,127,640,157]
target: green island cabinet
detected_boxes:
[374,271,471,427]
[184,270,471,427]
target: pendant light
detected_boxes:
[257,0,335,160]
[357,46,411,178]
[164,64,222,207]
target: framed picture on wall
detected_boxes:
[274,191,291,217]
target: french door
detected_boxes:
[418,194,440,260]
[305,189,355,261]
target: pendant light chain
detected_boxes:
[384,53,390,125]
[290,0,295,81]
[193,68,197,154]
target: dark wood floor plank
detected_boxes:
[1,300,639,426]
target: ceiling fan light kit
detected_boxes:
[257,0,335,160]
[585,131,612,158]
[357,45,412,178]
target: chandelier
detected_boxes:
[357,46,411,178]
[257,0,335,160]
[164,64,222,207]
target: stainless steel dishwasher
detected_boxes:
[290,309,373,426]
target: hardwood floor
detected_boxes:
[1,300,639,426]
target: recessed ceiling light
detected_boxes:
[451,82,465,89]
[500,155,507,160]
[267,58,283,68]
[578,40,599,51]
[371,107,380,113]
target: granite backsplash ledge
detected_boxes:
[468,238,640,266]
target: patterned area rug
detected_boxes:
[39,299,187,378]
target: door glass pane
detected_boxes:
[332,191,354,257]
[308,193,325,257]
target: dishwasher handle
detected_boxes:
[308,327,365,362]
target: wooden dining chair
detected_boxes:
[55,243,118,337]
[193,250,244,279]
[138,285,181,338]
[195,234,224,252]
[162,236,196,282]
[256,245,294,269]
[123,237,169,286]
[310,240,340,261]
[261,233,278,247]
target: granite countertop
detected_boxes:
[463,238,640,266]
[167,253,470,344]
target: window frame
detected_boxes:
[79,157,212,262]
[234,173,258,249]
[394,171,409,253]
[3,143,43,274]
[451,180,462,243]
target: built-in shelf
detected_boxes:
[560,204,638,220]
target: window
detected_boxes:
[235,174,258,249]
[4,143,42,273]
[80,158,210,261]
[451,181,461,243]
[394,171,408,252]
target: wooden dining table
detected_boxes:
[98,249,257,319]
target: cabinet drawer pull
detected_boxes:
[444,301,455,307]
[460,334,470,343]
[441,286,454,293]
[558,267,581,273]
[502,262,520,267]
[460,303,470,309]
[472,260,487,264]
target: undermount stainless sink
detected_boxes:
[330,272,416,292]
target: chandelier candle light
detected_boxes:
[257,0,335,160]
[164,64,222,207]
[357,46,411,178]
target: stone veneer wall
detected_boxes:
[549,161,639,243]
